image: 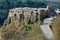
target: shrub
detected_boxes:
[23,23,32,31]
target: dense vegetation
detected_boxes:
[0,0,46,9]
[0,10,9,27]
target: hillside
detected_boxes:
[52,15,60,40]
[0,7,49,40]
[0,19,48,40]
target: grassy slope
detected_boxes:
[52,15,60,40]
[0,21,47,40]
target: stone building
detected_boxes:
[6,6,54,25]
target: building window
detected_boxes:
[11,11,14,13]
[31,11,33,16]
[9,17,11,24]
[14,14,17,20]
[22,11,24,14]
[18,11,20,13]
